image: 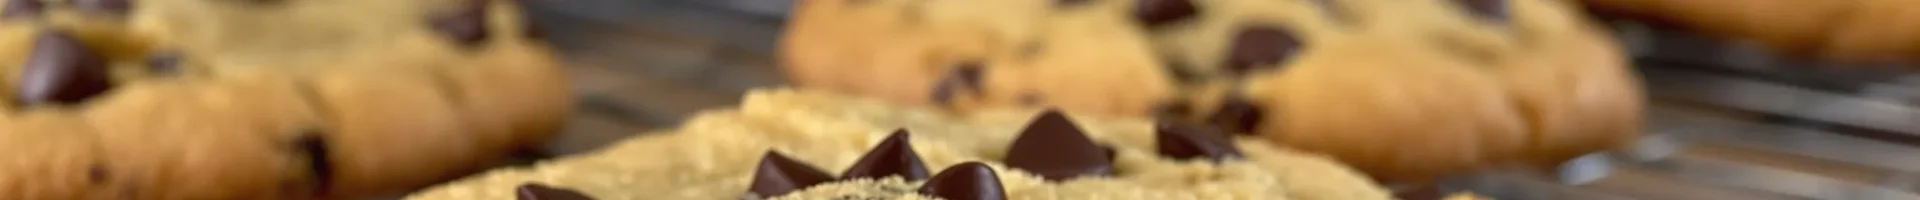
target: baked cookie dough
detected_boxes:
[405,89,1393,200]
[780,0,1642,183]
[1581,0,1920,63]
[0,0,569,199]
[1157,0,1643,182]
[779,0,1178,117]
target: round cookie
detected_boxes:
[780,0,1644,184]
[1493,0,1644,169]
[1154,0,1641,183]
[404,89,1394,200]
[0,0,570,199]
[780,0,1178,117]
[1580,0,1920,63]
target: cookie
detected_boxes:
[1160,0,1642,183]
[0,0,570,198]
[1580,0,1920,63]
[780,0,1643,184]
[779,0,1179,117]
[404,89,1393,200]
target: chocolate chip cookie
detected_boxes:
[1581,0,1920,63]
[0,0,569,199]
[1153,0,1643,183]
[404,89,1393,200]
[780,0,1643,184]
[780,0,1179,117]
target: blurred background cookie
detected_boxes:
[0,0,569,198]
[778,0,1643,184]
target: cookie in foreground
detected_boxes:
[406,89,1393,200]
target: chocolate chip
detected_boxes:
[516,184,596,200]
[429,1,491,47]
[1002,110,1114,181]
[917,162,1007,200]
[145,52,182,76]
[88,164,107,184]
[747,151,833,198]
[1155,121,1243,161]
[3,0,42,19]
[293,132,334,193]
[1224,27,1302,76]
[16,31,113,107]
[1453,0,1507,22]
[1133,0,1197,27]
[1207,96,1264,135]
[840,129,930,181]
[951,64,984,90]
[930,63,985,105]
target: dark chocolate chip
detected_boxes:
[293,132,334,193]
[840,129,930,181]
[516,184,596,200]
[1002,110,1114,181]
[88,164,107,184]
[1155,121,1243,161]
[917,162,1007,200]
[1206,97,1265,135]
[145,52,182,76]
[952,63,984,90]
[1453,0,1507,22]
[16,31,113,107]
[930,63,985,105]
[428,1,491,47]
[71,0,130,16]
[747,151,833,198]
[3,0,42,19]
[1133,0,1197,27]
[1224,27,1302,76]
